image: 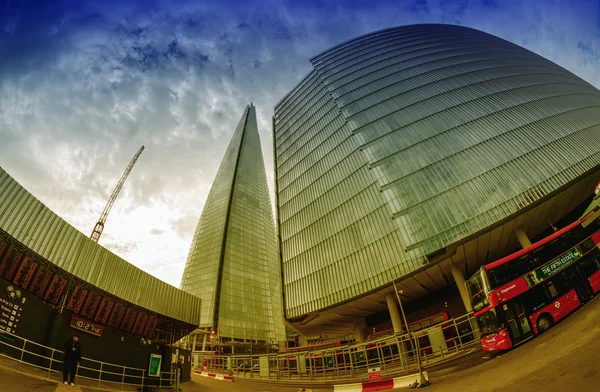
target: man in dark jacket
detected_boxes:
[63,334,82,386]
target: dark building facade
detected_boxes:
[0,167,201,381]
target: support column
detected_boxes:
[298,334,308,347]
[451,263,480,339]
[450,263,472,313]
[352,319,367,342]
[192,333,198,352]
[385,292,403,333]
[514,226,532,248]
[201,333,208,351]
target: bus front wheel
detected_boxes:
[537,315,554,333]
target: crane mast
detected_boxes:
[90,145,145,243]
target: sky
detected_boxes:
[0,0,599,288]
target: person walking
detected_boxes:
[63,334,82,386]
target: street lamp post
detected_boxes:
[392,281,427,386]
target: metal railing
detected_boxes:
[198,312,480,382]
[0,329,177,390]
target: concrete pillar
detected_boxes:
[451,263,480,340]
[450,264,473,313]
[192,333,198,352]
[298,334,308,347]
[385,292,404,333]
[514,226,532,248]
[353,319,367,342]
[201,333,208,351]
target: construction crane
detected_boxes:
[90,145,145,243]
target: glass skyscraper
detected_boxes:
[273,24,600,336]
[181,104,285,343]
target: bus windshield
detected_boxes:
[466,269,489,312]
[475,308,504,337]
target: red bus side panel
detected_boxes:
[589,270,600,294]
[529,290,580,334]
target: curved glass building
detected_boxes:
[273,24,600,337]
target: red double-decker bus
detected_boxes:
[467,205,600,352]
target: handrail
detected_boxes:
[0,328,177,390]
[195,312,481,382]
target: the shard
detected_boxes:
[181,104,285,345]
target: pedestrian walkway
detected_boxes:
[55,382,83,392]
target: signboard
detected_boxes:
[94,298,114,324]
[0,297,23,334]
[29,265,52,298]
[368,367,382,381]
[326,356,334,367]
[149,354,162,377]
[69,315,104,337]
[493,277,530,304]
[529,247,582,285]
[108,302,126,328]
[13,257,38,289]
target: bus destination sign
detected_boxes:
[529,247,582,284]
[69,315,103,337]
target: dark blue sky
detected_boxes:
[0,0,598,285]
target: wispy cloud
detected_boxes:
[1,0,598,286]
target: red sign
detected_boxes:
[132,312,148,336]
[45,275,67,305]
[368,367,382,381]
[490,277,530,305]
[80,291,101,319]
[108,303,126,328]
[94,298,114,324]
[0,239,6,258]
[69,315,104,337]
[143,316,158,339]
[67,285,88,313]
[0,247,21,280]
[13,257,38,289]
[30,265,52,298]
[120,308,138,332]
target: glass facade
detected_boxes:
[274,24,600,320]
[181,104,285,342]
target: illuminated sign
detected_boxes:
[69,315,103,337]
[533,247,581,283]
[149,354,162,377]
[493,277,529,303]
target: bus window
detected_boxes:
[475,309,504,336]
[543,280,558,299]
[432,314,445,324]
[580,238,597,254]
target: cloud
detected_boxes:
[1,0,599,287]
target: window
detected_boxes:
[475,309,503,337]
[466,270,489,312]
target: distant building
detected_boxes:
[181,104,285,351]
[273,24,600,338]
